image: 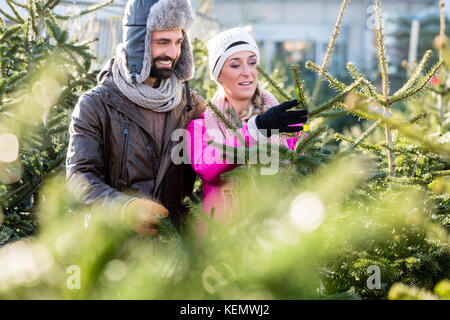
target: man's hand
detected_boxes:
[124,199,169,236]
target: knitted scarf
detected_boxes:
[112,50,183,112]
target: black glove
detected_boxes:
[255,99,308,137]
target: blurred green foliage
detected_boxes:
[0,0,110,245]
[0,0,448,300]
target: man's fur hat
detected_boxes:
[120,0,195,84]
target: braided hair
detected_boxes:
[240,84,270,122]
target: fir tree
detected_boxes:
[0,0,447,302]
[0,0,112,246]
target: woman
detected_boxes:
[185,28,308,235]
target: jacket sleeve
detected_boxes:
[190,90,206,118]
[185,118,257,186]
[65,93,133,214]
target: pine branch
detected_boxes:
[334,133,382,152]
[185,197,226,233]
[295,126,326,153]
[6,0,25,23]
[311,0,349,107]
[291,64,309,110]
[390,60,443,104]
[295,154,324,168]
[378,143,419,156]
[206,100,248,148]
[387,170,449,185]
[334,102,379,121]
[346,62,383,102]
[309,62,383,109]
[34,0,42,13]
[257,65,292,101]
[206,100,237,131]
[29,0,38,36]
[24,17,31,53]
[225,107,243,129]
[430,169,450,179]
[54,0,113,20]
[44,0,62,10]
[310,78,363,117]
[354,105,450,158]
[61,47,84,72]
[0,16,6,31]
[406,112,426,125]
[7,0,27,9]
[0,25,22,42]
[0,6,21,23]
[45,18,63,42]
[1,71,28,96]
[439,1,446,62]
[352,119,382,149]
[386,176,425,185]
[306,61,347,92]
[359,78,386,104]
[374,0,395,177]
[391,50,433,102]
[375,0,390,99]
[158,216,186,253]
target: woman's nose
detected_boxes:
[241,63,251,76]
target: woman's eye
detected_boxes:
[230,64,240,69]
[249,60,257,65]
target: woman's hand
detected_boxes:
[255,99,308,137]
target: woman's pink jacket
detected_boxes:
[185,111,299,220]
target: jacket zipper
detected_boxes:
[153,111,186,196]
[119,127,129,188]
[146,145,159,177]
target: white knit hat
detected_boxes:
[207,27,261,82]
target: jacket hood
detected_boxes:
[119,0,195,84]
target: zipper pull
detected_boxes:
[131,65,137,85]
[124,128,128,136]
[185,81,192,111]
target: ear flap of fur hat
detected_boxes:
[120,0,195,84]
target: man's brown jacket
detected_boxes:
[66,61,205,229]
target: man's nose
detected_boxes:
[165,43,178,60]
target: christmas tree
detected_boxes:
[0,0,448,301]
[0,0,112,245]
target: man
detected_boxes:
[66,0,205,235]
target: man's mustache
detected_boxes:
[154,56,175,62]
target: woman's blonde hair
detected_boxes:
[240,84,270,122]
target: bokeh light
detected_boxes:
[32,77,62,108]
[0,133,19,163]
[289,192,325,233]
[0,240,54,292]
[104,259,128,282]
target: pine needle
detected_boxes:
[257,65,291,101]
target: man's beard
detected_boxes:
[149,56,178,79]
